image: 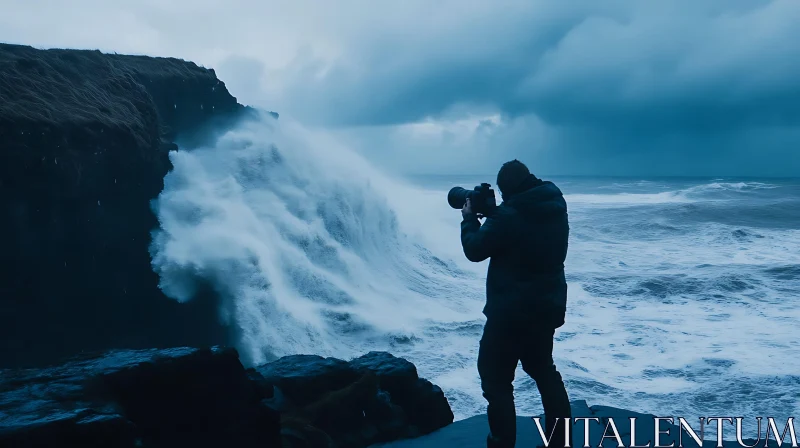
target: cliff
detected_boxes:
[0,43,458,447]
[0,43,259,367]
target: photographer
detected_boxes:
[459,160,571,448]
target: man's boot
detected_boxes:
[487,433,514,448]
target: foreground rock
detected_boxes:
[0,43,264,367]
[254,351,454,447]
[372,400,783,448]
[0,348,453,448]
[0,347,280,447]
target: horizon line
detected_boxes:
[403,173,800,179]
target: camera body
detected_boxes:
[448,183,497,217]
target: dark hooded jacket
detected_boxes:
[461,177,569,328]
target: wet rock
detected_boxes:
[0,346,280,448]
[350,352,454,435]
[1,348,453,448]
[253,354,362,407]
[253,351,454,448]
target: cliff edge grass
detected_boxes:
[0,42,255,159]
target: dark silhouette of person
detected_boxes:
[460,159,572,448]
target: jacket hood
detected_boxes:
[501,180,566,217]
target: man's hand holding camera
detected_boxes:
[461,197,473,219]
[448,183,497,219]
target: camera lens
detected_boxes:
[448,187,470,209]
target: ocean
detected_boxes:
[150,118,800,434]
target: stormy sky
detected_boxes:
[2,0,799,176]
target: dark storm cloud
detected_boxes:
[333,115,800,177]
[275,0,800,133]
[1,0,798,175]
[271,0,800,177]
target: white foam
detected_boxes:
[565,181,780,207]
[566,191,690,205]
[151,115,483,365]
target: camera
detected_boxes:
[448,183,497,217]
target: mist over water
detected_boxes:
[150,116,800,436]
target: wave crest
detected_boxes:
[149,116,480,365]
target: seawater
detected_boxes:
[150,116,800,435]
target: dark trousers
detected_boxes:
[478,316,571,448]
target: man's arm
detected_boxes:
[460,201,510,262]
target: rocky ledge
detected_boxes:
[376,401,783,448]
[0,347,453,448]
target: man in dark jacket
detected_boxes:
[461,159,571,448]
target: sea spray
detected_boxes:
[150,115,484,365]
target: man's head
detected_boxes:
[496,159,537,199]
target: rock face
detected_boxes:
[0,348,453,448]
[0,43,257,367]
[252,351,455,448]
